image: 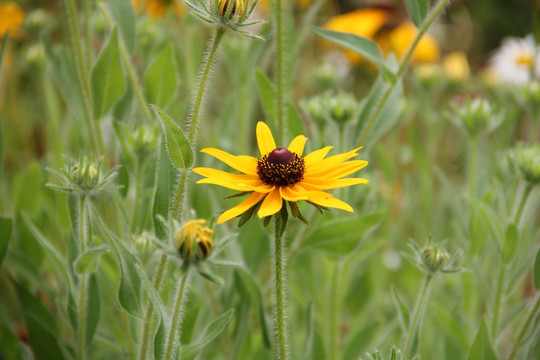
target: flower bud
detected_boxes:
[422,246,450,274]
[71,163,99,188]
[448,97,502,139]
[175,219,213,261]
[508,143,540,185]
[218,0,246,19]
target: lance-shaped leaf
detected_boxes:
[91,27,126,118]
[107,0,135,53]
[0,215,12,270]
[74,245,109,275]
[151,104,193,169]
[405,0,429,28]
[502,224,519,264]
[467,318,497,360]
[144,44,179,108]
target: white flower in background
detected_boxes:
[489,34,540,84]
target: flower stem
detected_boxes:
[130,160,144,234]
[164,267,191,360]
[273,212,289,360]
[469,139,478,251]
[274,0,286,143]
[77,195,88,360]
[138,254,168,360]
[171,28,225,220]
[514,183,533,226]
[97,3,153,123]
[404,274,433,359]
[329,263,342,360]
[357,0,450,147]
[508,295,540,360]
[61,0,105,154]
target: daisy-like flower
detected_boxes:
[489,34,540,84]
[193,122,369,224]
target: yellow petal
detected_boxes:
[304,149,363,175]
[287,135,308,156]
[258,188,283,218]
[217,192,266,224]
[239,183,275,194]
[201,148,258,175]
[280,185,309,201]
[304,146,334,166]
[193,167,260,191]
[306,160,368,179]
[300,177,369,190]
[256,122,277,156]
[307,191,353,212]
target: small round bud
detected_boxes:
[422,246,450,274]
[508,143,540,185]
[448,97,502,139]
[175,220,213,262]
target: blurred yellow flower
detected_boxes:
[0,1,25,39]
[323,9,440,65]
[132,0,186,19]
[442,51,470,82]
[258,0,313,12]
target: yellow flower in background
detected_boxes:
[132,0,186,19]
[0,1,25,39]
[193,122,368,224]
[323,9,440,65]
[442,51,470,82]
[258,0,313,12]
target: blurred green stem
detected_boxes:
[508,295,540,360]
[274,0,286,143]
[83,0,91,70]
[77,195,88,360]
[61,0,105,154]
[329,262,342,360]
[97,3,153,123]
[469,139,478,249]
[273,210,289,360]
[404,274,433,359]
[357,0,450,146]
[493,183,534,336]
[164,267,191,360]
[139,254,168,360]
[130,160,144,234]
[171,28,225,219]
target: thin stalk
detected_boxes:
[274,0,286,143]
[493,183,534,336]
[469,139,478,250]
[77,195,88,360]
[329,263,342,360]
[171,28,225,219]
[60,0,105,154]
[138,254,168,360]
[357,0,450,146]
[164,267,191,360]
[83,0,92,70]
[404,274,433,359]
[273,216,288,360]
[97,3,153,123]
[130,161,144,234]
[508,295,540,360]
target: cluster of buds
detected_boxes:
[183,0,264,40]
[301,90,359,130]
[407,240,461,276]
[175,219,214,262]
[46,155,119,196]
[447,97,503,139]
[128,125,158,160]
[508,143,540,185]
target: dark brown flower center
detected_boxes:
[257,148,305,186]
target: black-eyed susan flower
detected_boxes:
[193,122,368,224]
[175,219,213,261]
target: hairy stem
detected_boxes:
[273,215,289,359]
[164,267,191,360]
[357,0,450,146]
[138,254,168,360]
[274,0,286,143]
[77,195,88,360]
[404,274,433,359]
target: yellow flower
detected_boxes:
[193,122,368,224]
[218,0,247,18]
[175,219,213,261]
[323,9,440,65]
[132,0,186,19]
[0,1,25,39]
[442,51,470,82]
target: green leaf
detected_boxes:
[153,140,176,239]
[154,317,167,360]
[86,274,100,346]
[312,27,396,83]
[300,213,384,254]
[74,245,109,275]
[151,104,193,169]
[25,316,67,360]
[181,309,235,359]
[144,44,179,108]
[0,215,12,270]
[93,209,143,317]
[467,319,497,360]
[502,224,519,264]
[392,285,410,332]
[286,102,305,138]
[0,325,21,360]
[534,248,540,291]
[91,27,126,118]
[13,162,43,216]
[343,321,380,359]
[405,0,429,28]
[255,69,277,125]
[107,0,135,53]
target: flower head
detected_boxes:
[489,34,540,84]
[0,1,25,39]
[218,0,246,19]
[175,219,214,261]
[508,143,540,185]
[193,122,368,224]
[447,97,502,139]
